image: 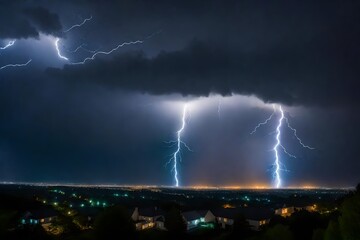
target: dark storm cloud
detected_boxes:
[49,37,359,107]
[0,2,62,39]
[23,7,62,36]
[45,0,360,107]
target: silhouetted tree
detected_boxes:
[94,206,135,240]
[269,214,288,227]
[356,183,360,194]
[264,224,293,240]
[232,214,251,239]
[164,208,186,237]
[312,228,325,240]
[338,195,360,240]
[324,220,342,240]
[289,210,323,240]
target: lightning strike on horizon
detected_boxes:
[251,104,314,188]
[273,105,284,188]
[63,16,93,33]
[166,104,191,187]
[0,40,15,50]
[0,59,32,70]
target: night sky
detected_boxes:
[0,0,359,188]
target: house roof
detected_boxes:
[182,211,202,222]
[212,208,273,221]
[197,210,210,217]
[239,207,273,221]
[212,208,240,219]
[138,207,165,217]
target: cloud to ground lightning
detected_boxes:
[165,104,192,187]
[251,104,314,188]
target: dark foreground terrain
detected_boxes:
[0,183,359,240]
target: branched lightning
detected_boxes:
[0,40,15,50]
[166,104,191,187]
[0,59,32,70]
[63,16,93,33]
[250,105,276,135]
[69,40,143,65]
[251,104,314,188]
[284,117,315,150]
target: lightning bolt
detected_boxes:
[284,117,315,150]
[0,40,16,50]
[250,105,276,135]
[273,105,284,188]
[251,104,314,188]
[63,16,93,33]
[166,104,191,187]
[55,27,160,64]
[55,38,69,61]
[70,40,143,65]
[67,43,98,54]
[0,59,32,70]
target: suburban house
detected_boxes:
[213,208,273,230]
[274,205,295,217]
[274,202,316,217]
[182,211,203,230]
[240,207,273,230]
[21,208,58,225]
[212,208,238,229]
[197,210,216,223]
[182,210,216,230]
[131,207,166,230]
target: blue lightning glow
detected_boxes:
[166,104,191,187]
[0,40,16,50]
[274,105,284,188]
[63,16,93,33]
[251,104,314,188]
[0,59,32,70]
[55,38,69,61]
